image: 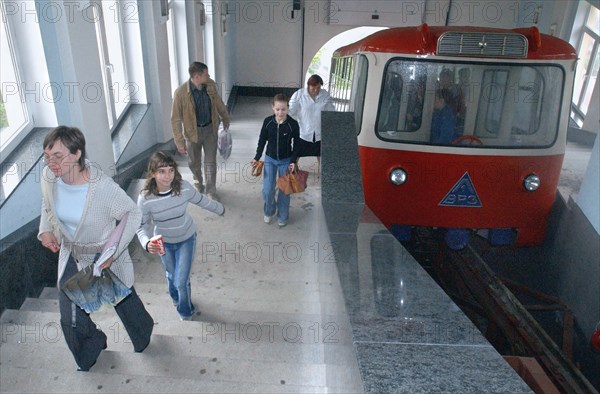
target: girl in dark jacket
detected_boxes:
[251,94,302,227]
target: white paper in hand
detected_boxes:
[93,246,117,276]
[92,212,129,277]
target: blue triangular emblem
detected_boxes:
[439,172,482,207]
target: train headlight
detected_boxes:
[523,174,540,192]
[389,168,408,185]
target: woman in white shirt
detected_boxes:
[288,74,335,171]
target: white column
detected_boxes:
[38,0,115,175]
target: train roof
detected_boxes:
[333,24,577,60]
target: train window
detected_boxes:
[376,61,426,135]
[378,72,404,131]
[353,56,369,135]
[511,68,543,135]
[474,65,563,147]
[477,70,509,136]
[375,59,563,149]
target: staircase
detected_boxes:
[1,97,364,393]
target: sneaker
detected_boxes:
[264,215,272,224]
[194,183,205,193]
[207,193,220,202]
[278,221,287,228]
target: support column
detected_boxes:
[36,0,115,175]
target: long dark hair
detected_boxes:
[142,151,182,197]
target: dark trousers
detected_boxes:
[59,256,154,370]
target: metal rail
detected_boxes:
[447,245,598,394]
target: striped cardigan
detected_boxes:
[38,163,142,288]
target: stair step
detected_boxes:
[36,279,344,304]
[1,323,363,391]
[39,287,59,300]
[1,322,358,366]
[1,341,334,388]
[16,293,354,341]
[19,297,59,312]
[0,365,328,393]
[131,255,341,286]
[3,309,354,348]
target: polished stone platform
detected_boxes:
[320,111,532,393]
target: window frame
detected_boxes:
[0,1,33,157]
[92,0,135,131]
[375,58,565,149]
[571,3,600,127]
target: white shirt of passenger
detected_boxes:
[55,178,89,237]
[289,87,335,143]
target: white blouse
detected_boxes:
[289,87,335,143]
[55,178,89,237]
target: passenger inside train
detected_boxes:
[430,88,458,144]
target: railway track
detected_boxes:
[402,231,598,394]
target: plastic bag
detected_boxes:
[218,125,232,160]
[60,212,132,313]
[61,264,132,314]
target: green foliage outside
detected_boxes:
[0,99,7,128]
[308,48,324,76]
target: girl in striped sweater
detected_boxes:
[136,151,224,320]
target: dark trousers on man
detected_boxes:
[59,256,154,370]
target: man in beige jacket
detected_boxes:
[171,62,230,201]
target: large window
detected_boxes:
[166,0,181,92]
[572,4,599,127]
[0,2,30,152]
[376,60,564,148]
[93,0,137,129]
[329,55,368,134]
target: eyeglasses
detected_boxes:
[42,152,72,164]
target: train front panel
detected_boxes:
[359,146,564,245]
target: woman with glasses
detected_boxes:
[38,125,154,371]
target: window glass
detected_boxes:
[573,33,595,107]
[572,4,600,127]
[94,0,134,129]
[329,56,354,112]
[329,55,368,134]
[378,71,403,132]
[478,70,508,136]
[0,3,29,150]
[166,0,179,91]
[375,59,564,148]
[352,55,368,134]
[586,5,599,35]
[511,68,544,135]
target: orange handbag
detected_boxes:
[277,169,308,195]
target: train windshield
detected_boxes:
[376,59,565,148]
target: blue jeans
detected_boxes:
[160,233,196,318]
[263,155,291,223]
